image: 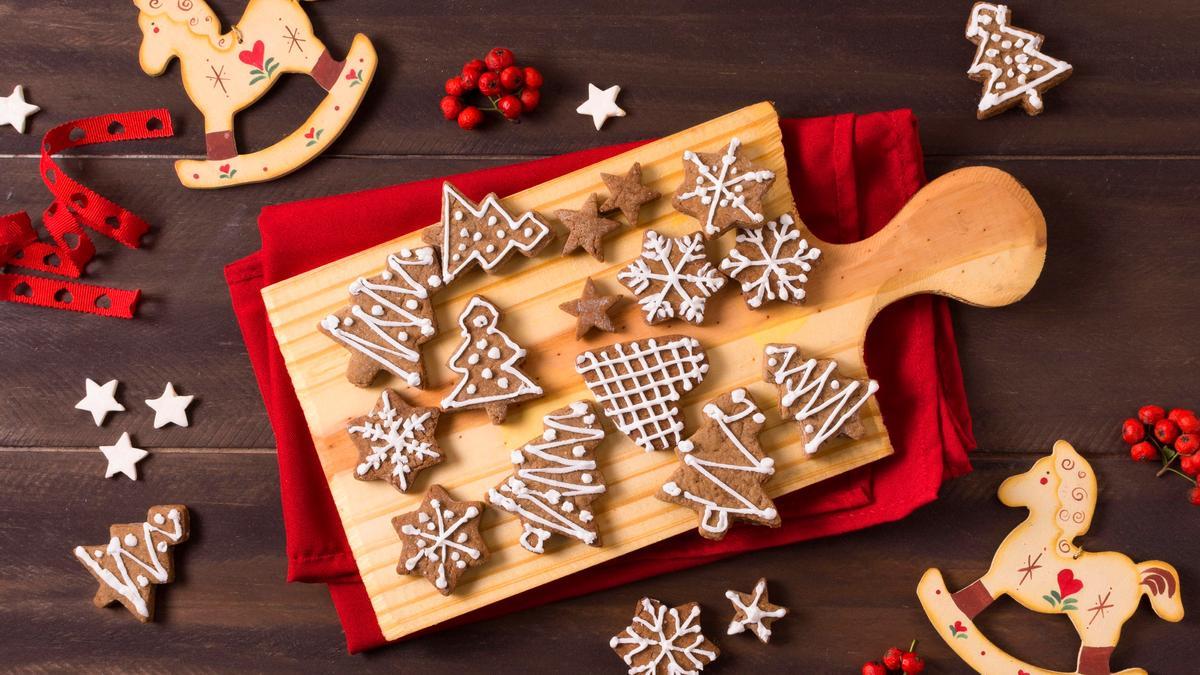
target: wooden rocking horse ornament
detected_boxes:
[918,441,1184,675]
[132,0,377,188]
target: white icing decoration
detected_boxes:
[438,183,551,283]
[966,3,1072,114]
[720,214,821,308]
[72,508,184,619]
[726,578,788,642]
[677,137,774,236]
[349,391,438,491]
[618,230,725,325]
[440,296,543,412]
[610,598,717,675]
[764,344,879,454]
[575,337,709,452]
[400,499,482,591]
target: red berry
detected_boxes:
[1169,408,1196,423]
[1181,453,1200,477]
[523,66,544,89]
[901,652,926,674]
[1178,413,1200,435]
[485,47,515,71]
[1177,434,1200,456]
[463,58,486,75]
[1130,441,1159,462]
[1189,486,1200,506]
[445,77,466,97]
[882,646,904,669]
[459,70,478,91]
[499,65,524,91]
[861,663,888,675]
[1121,418,1145,445]
[456,106,483,130]
[439,95,463,120]
[519,87,540,112]
[1155,418,1181,445]
[1139,405,1166,425]
[497,95,523,119]
[477,71,502,97]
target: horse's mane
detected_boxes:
[1050,444,1097,548]
[136,0,229,49]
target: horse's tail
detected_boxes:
[1138,561,1184,622]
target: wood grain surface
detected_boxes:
[1,1,1198,672]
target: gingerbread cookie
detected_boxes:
[348,389,442,492]
[658,388,779,540]
[559,277,620,339]
[440,295,543,424]
[726,578,788,643]
[966,3,1073,119]
[556,193,622,262]
[600,162,660,227]
[576,336,709,452]
[764,344,880,454]
[610,597,720,675]
[618,230,725,326]
[392,485,488,595]
[720,213,822,308]
[673,136,775,238]
[73,505,190,623]
[488,401,607,554]
[319,247,443,388]
[423,182,553,283]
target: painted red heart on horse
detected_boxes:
[1057,569,1083,598]
[238,40,266,70]
[952,620,967,633]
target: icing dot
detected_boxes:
[543,429,557,441]
[561,501,575,512]
[453,210,464,221]
[572,445,587,458]
[451,254,461,261]
[472,232,483,242]
[497,377,509,389]
[579,510,593,522]
[137,575,149,587]
[522,227,533,238]
[342,317,354,327]
[405,299,419,310]
[153,514,165,525]
[485,244,496,254]
[481,368,494,379]
[496,229,506,239]
[468,353,480,365]
[94,551,103,558]
[580,473,593,484]
[156,542,168,553]
[371,305,384,317]
[487,347,501,359]
[466,384,477,394]
[474,339,488,349]
[123,534,138,547]
[487,216,497,226]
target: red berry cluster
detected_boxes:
[1120,405,1200,505]
[862,641,925,675]
[440,48,544,130]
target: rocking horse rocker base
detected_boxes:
[176,33,376,189]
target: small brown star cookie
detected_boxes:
[673,136,775,239]
[347,389,442,493]
[600,162,660,227]
[392,485,488,595]
[559,277,620,339]
[556,193,622,262]
[726,578,788,643]
[610,597,720,674]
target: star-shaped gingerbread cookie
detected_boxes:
[556,193,622,262]
[726,577,788,643]
[392,485,489,595]
[673,136,775,239]
[559,277,621,338]
[600,162,660,227]
[347,389,442,492]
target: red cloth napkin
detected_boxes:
[225,110,975,653]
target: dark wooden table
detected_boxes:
[2,2,1197,672]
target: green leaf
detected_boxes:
[316,129,323,140]
[956,634,968,640]
[305,140,316,147]
[1043,594,1056,605]
[249,75,266,86]
[1051,590,1061,601]
[249,68,264,76]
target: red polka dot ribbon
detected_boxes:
[0,109,174,318]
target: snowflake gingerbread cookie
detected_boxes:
[720,213,822,308]
[576,336,709,452]
[673,136,775,238]
[966,3,1073,119]
[658,388,780,540]
[488,400,607,554]
[423,182,553,283]
[392,485,488,595]
[618,230,725,326]
[347,389,442,492]
[441,295,543,424]
[725,577,788,644]
[73,505,190,623]
[610,597,720,675]
[319,247,443,388]
[764,344,880,454]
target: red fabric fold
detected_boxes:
[225,109,975,652]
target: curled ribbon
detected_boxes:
[0,109,174,318]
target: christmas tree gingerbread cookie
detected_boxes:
[440,295,543,424]
[73,505,190,623]
[131,0,377,188]
[423,182,553,284]
[764,344,879,454]
[393,485,488,595]
[658,388,780,540]
[918,441,1184,675]
[319,247,443,388]
[966,3,1073,119]
[347,389,442,493]
[488,401,608,554]
[618,230,725,326]
[673,136,775,238]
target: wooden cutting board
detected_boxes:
[261,101,1047,641]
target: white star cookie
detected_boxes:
[75,378,125,427]
[576,83,625,130]
[0,85,40,133]
[99,432,149,480]
[145,382,195,429]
